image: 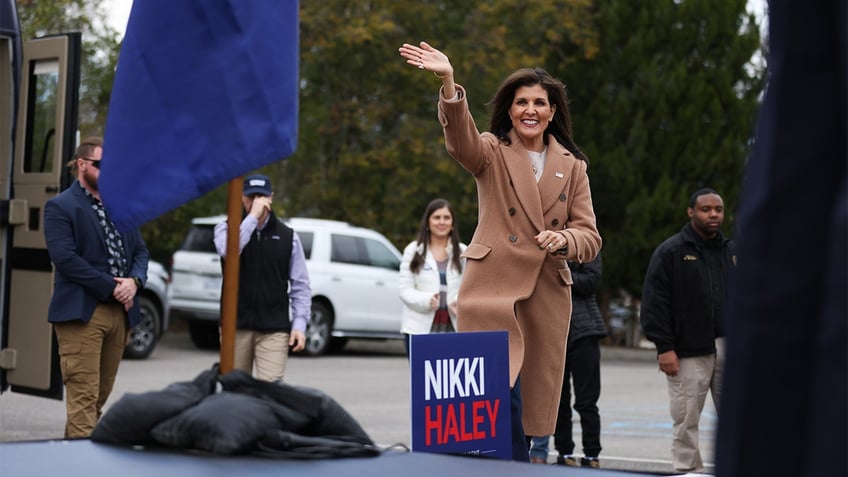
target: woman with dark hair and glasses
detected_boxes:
[398,198,466,356]
[399,42,602,462]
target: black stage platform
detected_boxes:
[0,439,662,476]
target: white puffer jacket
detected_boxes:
[398,240,466,334]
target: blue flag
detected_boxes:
[100,0,299,233]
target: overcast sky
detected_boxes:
[104,0,132,35]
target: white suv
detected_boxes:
[124,260,170,359]
[167,216,404,355]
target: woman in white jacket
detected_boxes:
[399,198,467,355]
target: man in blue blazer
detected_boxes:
[43,136,149,438]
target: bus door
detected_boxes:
[0,33,80,399]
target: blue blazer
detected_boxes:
[44,181,149,327]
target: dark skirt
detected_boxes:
[429,309,454,333]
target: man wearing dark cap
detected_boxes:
[213,173,311,381]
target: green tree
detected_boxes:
[546,0,764,304]
[16,0,765,305]
[274,0,597,247]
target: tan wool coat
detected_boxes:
[438,85,602,436]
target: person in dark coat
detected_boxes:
[44,136,150,438]
[213,174,311,382]
[640,188,736,474]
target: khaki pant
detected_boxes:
[53,303,128,438]
[667,338,725,473]
[233,330,291,382]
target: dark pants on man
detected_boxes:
[510,377,529,462]
[554,336,602,458]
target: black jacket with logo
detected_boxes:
[224,212,294,333]
[640,223,736,357]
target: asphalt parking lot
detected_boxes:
[0,330,714,475]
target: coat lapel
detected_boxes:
[416,242,438,272]
[538,137,574,214]
[73,182,107,248]
[504,131,544,232]
[502,132,576,230]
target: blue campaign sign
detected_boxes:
[410,331,512,460]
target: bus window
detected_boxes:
[24,59,60,174]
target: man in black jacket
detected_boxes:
[213,174,311,381]
[640,188,736,474]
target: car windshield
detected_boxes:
[182,225,216,253]
[330,233,400,271]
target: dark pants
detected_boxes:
[510,377,529,462]
[553,336,602,458]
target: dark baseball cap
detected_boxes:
[243,174,272,196]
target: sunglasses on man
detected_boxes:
[79,157,101,169]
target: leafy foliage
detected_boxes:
[545,0,763,299]
[279,0,598,248]
[16,0,764,300]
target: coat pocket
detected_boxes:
[461,243,492,260]
[557,266,574,286]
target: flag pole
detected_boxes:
[219,178,243,374]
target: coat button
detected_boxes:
[552,219,559,226]
[508,207,516,216]
[509,234,517,243]
[559,193,567,202]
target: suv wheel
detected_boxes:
[188,320,221,350]
[303,301,333,356]
[124,295,161,359]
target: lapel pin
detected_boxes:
[555,172,564,178]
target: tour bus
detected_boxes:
[0,0,81,400]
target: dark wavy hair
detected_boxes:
[410,198,463,274]
[487,67,587,162]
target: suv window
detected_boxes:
[182,225,216,253]
[331,234,362,265]
[298,231,314,259]
[330,233,400,271]
[365,238,401,271]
